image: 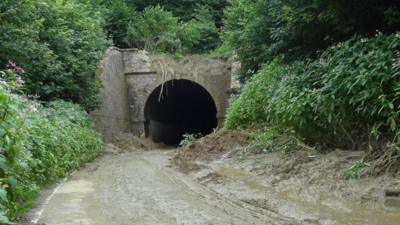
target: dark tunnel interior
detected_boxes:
[144,79,218,145]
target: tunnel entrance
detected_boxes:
[144,79,218,145]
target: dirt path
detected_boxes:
[25,150,298,225]
[189,152,400,225]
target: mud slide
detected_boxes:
[172,130,400,225]
[24,150,299,225]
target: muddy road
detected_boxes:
[26,150,298,225]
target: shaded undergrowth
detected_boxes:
[0,75,103,223]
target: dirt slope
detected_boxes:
[171,130,400,225]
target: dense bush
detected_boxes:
[125,5,181,52]
[125,0,227,27]
[104,0,141,48]
[125,0,226,52]
[223,0,400,80]
[226,34,400,149]
[224,61,284,128]
[178,6,220,53]
[0,73,103,223]
[104,1,220,53]
[0,0,108,111]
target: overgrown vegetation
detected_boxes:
[125,0,227,26]
[0,71,102,223]
[223,0,400,175]
[2,0,400,221]
[0,0,108,111]
[0,1,228,222]
[0,0,226,110]
[222,0,400,80]
[0,1,108,222]
[104,0,221,53]
[225,34,400,175]
[344,161,370,179]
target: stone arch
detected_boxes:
[143,79,218,145]
[93,48,232,143]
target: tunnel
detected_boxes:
[144,79,218,145]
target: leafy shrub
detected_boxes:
[224,60,286,129]
[125,0,227,27]
[104,0,141,48]
[296,34,400,146]
[0,0,108,110]
[127,5,181,52]
[105,2,220,54]
[344,161,370,179]
[178,6,220,53]
[226,34,400,150]
[0,76,103,222]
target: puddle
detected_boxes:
[216,166,400,225]
[217,167,264,191]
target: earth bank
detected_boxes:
[172,129,400,225]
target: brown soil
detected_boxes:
[26,130,400,225]
[26,150,297,225]
[365,146,400,175]
[172,129,250,173]
[171,129,400,225]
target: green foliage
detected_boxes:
[125,5,181,52]
[0,76,103,221]
[226,34,400,149]
[223,0,400,80]
[125,0,227,27]
[104,0,141,48]
[0,0,108,110]
[224,60,285,128]
[179,133,203,147]
[178,6,219,53]
[104,1,221,53]
[344,161,370,179]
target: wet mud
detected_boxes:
[24,131,400,225]
[175,133,400,225]
[24,149,298,225]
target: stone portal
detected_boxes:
[92,48,232,143]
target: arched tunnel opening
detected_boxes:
[144,79,218,145]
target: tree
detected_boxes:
[0,0,108,110]
[104,0,140,48]
[223,0,400,80]
[126,0,227,26]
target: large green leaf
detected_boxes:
[0,189,7,203]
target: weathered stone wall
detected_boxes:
[91,48,131,142]
[125,54,231,134]
[93,48,231,141]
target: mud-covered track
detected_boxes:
[28,151,297,225]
